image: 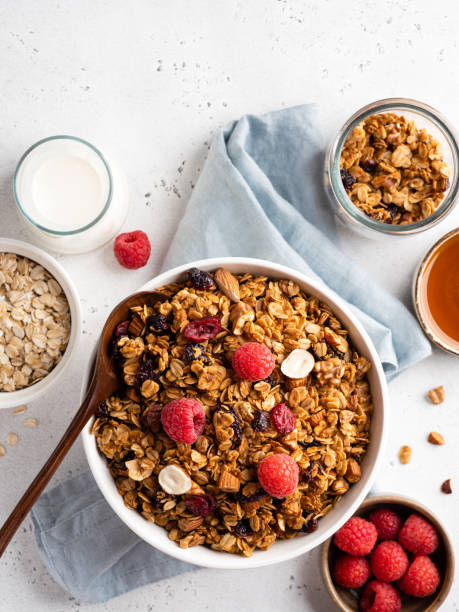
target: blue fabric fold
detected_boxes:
[31,104,431,604]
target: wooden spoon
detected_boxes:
[0,289,167,557]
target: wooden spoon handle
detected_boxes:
[0,389,97,557]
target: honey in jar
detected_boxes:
[418,230,459,352]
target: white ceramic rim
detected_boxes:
[0,238,82,409]
[82,257,389,569]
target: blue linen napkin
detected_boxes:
[30,104,431,604]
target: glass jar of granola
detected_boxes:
[325,98,459,237]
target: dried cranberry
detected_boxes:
[361,159,377,173]
[114,320,130,338]
[185,494,216,516]
[340,168,355,191]
[271,402,296,435]
[183,317,221,342]
[302,517,319,533]
[183,343,205,362]
[187,268,215,290]
[147,314,170,333]
[234,519,253,537]
[252,410,270,432]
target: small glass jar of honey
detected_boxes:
[414,228,459,355]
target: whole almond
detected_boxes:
[345,458,361,483]
[398,445,412,464]
[178,516,204,532]
[215,268,240,302]
[428,431,445,445]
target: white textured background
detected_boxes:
[0,1,458,610]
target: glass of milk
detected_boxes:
[14,136,129,254]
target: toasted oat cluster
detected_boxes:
[340,112,450,224]
[0,253,71,391]
[92,270,373,556]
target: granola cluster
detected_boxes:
[340,112,450,225]
[92,270,373,556]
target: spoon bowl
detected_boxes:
[0,289,167,557]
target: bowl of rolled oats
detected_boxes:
[0,238,82,409]
[325,98,459,237]
[82,257,388,569]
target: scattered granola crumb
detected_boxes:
[398,445,412,464]
[0,444,5,457]
[427,386,445,404]
[23,417,38,428]
[441,479,452,494]
[427,431,444,445]
[12,405,27,415]
[6,432,18,446]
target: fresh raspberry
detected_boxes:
[114,230,151,269]
[368,508,402,541]
[333,554,370,589]
[257,454,299,498]
[183,317,221,342]
[185,494,216,516]
[360,581,402,612]
[161,398,205,444]
[399,555,441,598]
[398,513,439,555]
[232,342,275,382]
[334,517,378,556]
[271,403,296,435]
[370,541,409,582]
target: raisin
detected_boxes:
[95,401,109,417]
[216,405,242,444]
[144,404,162,430]
[302,518,319,533]
[187,268,215,290]
[147,314,170,333]
[236,489,267,504]
[361,159,377,173]
[123,450,136,462]
[252,410,270,432]
[340,168,355,191]
[384,203,401,224]
[183,343,205,363]
[185,494,216,516]
[136,360,160,389]
[183,317,221,342]
[298,440,319,450]
[234,519,253,537]
[263,374,277,387]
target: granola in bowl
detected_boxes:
[92,268,373,557]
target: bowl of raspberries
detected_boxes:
[321,495,454,612]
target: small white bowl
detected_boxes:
[0,238,82,409]
[82,257,389,569]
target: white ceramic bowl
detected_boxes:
[82,257,389,569]
[0,238,82,409]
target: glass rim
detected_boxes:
[327,98,459,235]
[13,135,113,236]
